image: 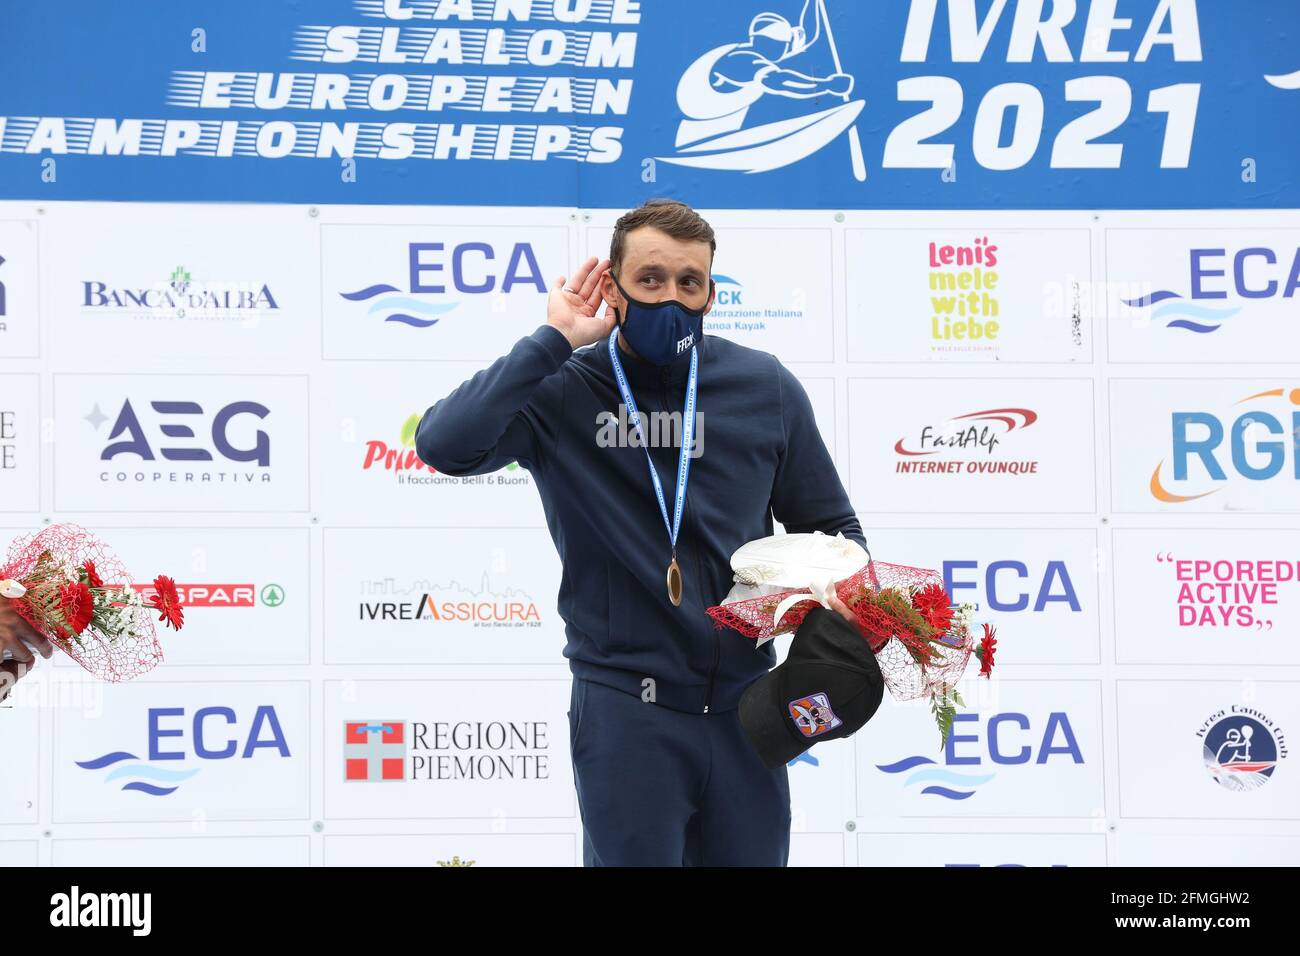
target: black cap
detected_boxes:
[738,606,885,770]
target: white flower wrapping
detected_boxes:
[721,531,870,647]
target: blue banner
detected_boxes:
[1,0,1297,207]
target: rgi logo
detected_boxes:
[1151,386,1300,503]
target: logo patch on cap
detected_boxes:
[788,692,843,739]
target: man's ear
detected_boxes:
[602,273,624,315]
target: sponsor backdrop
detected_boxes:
[1,0,1298,867]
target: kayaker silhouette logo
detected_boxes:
[657,0,867,181]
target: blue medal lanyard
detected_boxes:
[607,332,698,596]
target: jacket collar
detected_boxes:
[603,328,705,390]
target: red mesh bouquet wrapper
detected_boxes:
[707,559,975,703]
[706,532,998,747]
[1,523,168,682]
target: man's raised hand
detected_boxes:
[547,256,614,350]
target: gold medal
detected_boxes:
[666,555,683,607]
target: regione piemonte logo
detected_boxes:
[658,1,866,179]
[344,721,407,782]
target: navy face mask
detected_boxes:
[610,271,714,366]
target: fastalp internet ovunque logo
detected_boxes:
[892,406,1041,478]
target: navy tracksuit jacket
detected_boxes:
[416,325,864,864]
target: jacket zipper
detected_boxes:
[664,366,720,715]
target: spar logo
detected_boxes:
[659,1,865,179]
[1197,706,1287,792]
[339,241,546,328]
[88,396,272,485]
[118,581,285,608]
[876,711,1084,800]
[345,720,407,782]
[76,705,292,797]
[893,407,1040,476]
[1149,386,1300,504]
[1120,246,1300,335]
[81,264,280,321]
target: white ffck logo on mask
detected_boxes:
[676,334,694,354]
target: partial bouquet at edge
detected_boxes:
[0,523,183,682]
[706,531,998,746]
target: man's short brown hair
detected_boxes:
[609,199,716,276]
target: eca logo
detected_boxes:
[405,241,546,295]
[146,705,291,760]
[76,705,292,797]
[877,711,1084,801]
[944,559,1082,612]
[945,712,1083,766]
[1124,246,1300,336]
[340,241,548,328]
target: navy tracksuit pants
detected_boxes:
[567,676,792,866]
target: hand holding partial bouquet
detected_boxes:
[706,532,999,746]
[0,523,182,683]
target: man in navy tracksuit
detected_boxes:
[416,199,864,866]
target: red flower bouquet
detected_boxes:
[706,532,1000,746]
[0,523,182,682]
